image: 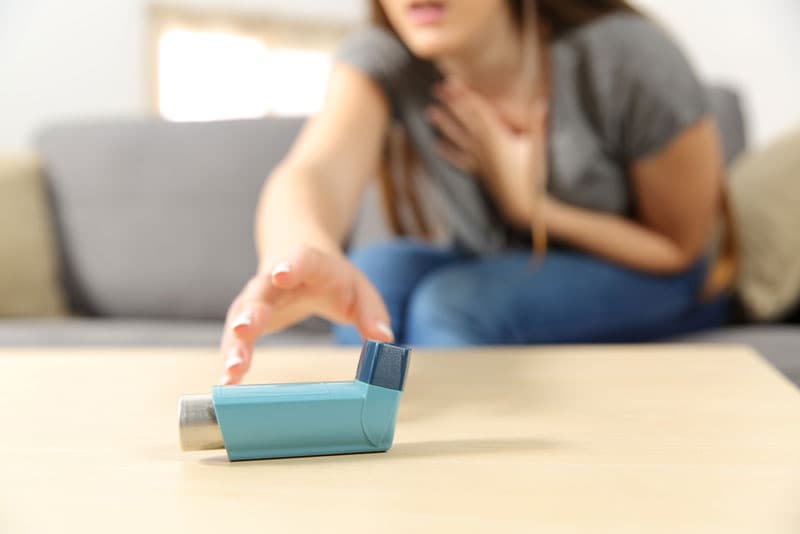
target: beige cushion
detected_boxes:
[731,127,800,320]
[0,153,66,317]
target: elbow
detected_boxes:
[259,162,289,201]
[264,161,298,191]
[661,243,705,275]
[663,254,695,275]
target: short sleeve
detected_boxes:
[334,26,416,118]
[607,16,710,161]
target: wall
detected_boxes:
[0,1,147,151]
[0,0,366,152]
[1,0,798,151]
[633,0,800,150]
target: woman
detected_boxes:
[219,0,733,385]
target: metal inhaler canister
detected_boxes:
[178,340,411,461]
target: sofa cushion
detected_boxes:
[0,153,66,317]
[730,126,800,320]
[37,118,305,320]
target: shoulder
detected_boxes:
[557,13,708,160]
[562,13,698,81]
[335,25,438,116]
[339,25,403,49]
[336,25,412,72]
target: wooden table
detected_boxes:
[1,345,799,533]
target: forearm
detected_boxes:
[255,165,351,272]
[544,197,699,275]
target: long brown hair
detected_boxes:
[370,0,638,243]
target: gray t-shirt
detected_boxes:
[335,13,708,253]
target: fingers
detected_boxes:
[435,140,479,173]
[434,82,481,139]
[230,248,338,347]
[435,79,496,138]
[218,247,396,385]
[229,274,281,345]
[269,247,337,290]
[280,249,395,342]
[352,274,394,343]
[267,248,358,324]
[219,270,279,385]
[219,331,251,385]
[427,105,474,155]
[433,79,502,177]
[427,105,484,173]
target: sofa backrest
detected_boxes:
[38,117,308,319]
[35,87,747,321]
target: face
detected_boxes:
[378,0,511,59]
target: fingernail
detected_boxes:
[225,347,244,370]
[231,311,252,329]
[271,262,291,277]
[376,321,395,342]
[219,374,232,385]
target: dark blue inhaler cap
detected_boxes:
[355,340,410,391]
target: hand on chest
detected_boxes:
[426,78,548,227]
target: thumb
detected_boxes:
[352,275,395,343]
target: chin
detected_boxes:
[406,38,457,59]
[399,29,464,59]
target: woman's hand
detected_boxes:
[427,78,548,228]
[219,246,394,385]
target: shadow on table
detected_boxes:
[397,348,558,424]
[384,436,565,459]
[197,436,565,466]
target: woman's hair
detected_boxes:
[370,0,639,240]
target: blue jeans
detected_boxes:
[334,239,730,346]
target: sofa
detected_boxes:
[1,87,798,386]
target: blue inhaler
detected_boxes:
[178,341,410,461]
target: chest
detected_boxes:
[485,90,633,216]
[545,47,632,215]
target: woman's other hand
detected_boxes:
[427,78,548,229]
[219,246,394,385]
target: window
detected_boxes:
[149,6,351,121]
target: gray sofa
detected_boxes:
[1,87,798,386]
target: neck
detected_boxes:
[436,10,548,100]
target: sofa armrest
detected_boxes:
[0,153,66,317]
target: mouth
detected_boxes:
[407,0,447,26]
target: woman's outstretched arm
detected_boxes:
[220,64,396,384]
[255,64,390,266]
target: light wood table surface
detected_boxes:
[1,344,799,533]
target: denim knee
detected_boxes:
[332,244,393,346]
[404,268,494,346]
[335,239,463,346]
[348,240,407,276]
